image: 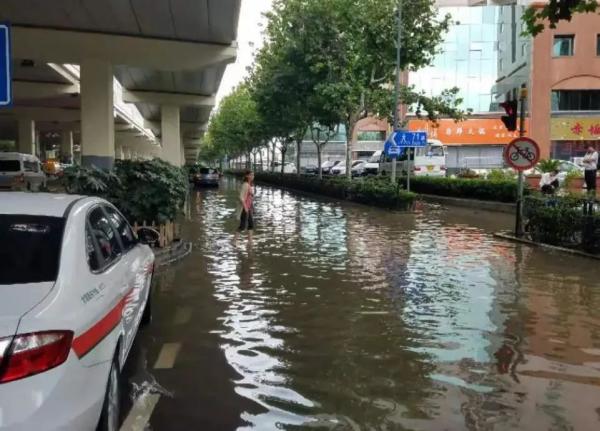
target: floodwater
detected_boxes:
[141,177,600,431]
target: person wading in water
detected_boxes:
[237,171,255,240]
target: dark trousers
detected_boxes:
[585,170,597,192]
[239,209,254,231]
[541,179,559,195]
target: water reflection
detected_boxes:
[192,177,600,430]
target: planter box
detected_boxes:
[525,174,541,189]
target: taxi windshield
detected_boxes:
[0,215,65,285]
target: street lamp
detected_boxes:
[391,0,402,185]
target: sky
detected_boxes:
[216,0,273,105]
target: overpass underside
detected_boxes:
[0,0,241,167]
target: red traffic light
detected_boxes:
[500,100,518,132]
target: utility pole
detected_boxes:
[391,0,402,185]
[515,83,528,237]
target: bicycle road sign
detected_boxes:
[504,137,540,171]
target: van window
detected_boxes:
[0,160,21,172]
[418,146,444,157]
[0,215,65,284]
[23,161,39,173]
[368,152,382,163]
[200,168,210,174]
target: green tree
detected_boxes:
[264,0,467,178]
[523,0,598,36]
[204,84,264,169]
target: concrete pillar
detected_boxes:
[81,59,115,169]
[61,131,73,163]
[161,105,181,166]
[17,119,35,155]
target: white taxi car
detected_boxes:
[0,193,156,431]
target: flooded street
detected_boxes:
[129,177,600,430]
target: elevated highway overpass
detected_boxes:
[0,0,241,167]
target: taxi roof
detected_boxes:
[0,192,88,217]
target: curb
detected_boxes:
[493,231,600,260]
[420,194,516,213]
[154,240,193,268]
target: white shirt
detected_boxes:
[540,172,559,187]
[582,151,598,170]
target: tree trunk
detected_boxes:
[317,143,323,180]
[259,150,264,171]
[271,143,276,173]
[280,148,287,175]
[296,138,302,176]
[345,122,354,179]
[253,152,257,171]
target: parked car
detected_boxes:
[302,164,319,175]
[0,193,156,431]
[0,152,47,191]
[351,160,367,177]
[330,161,365,176]
[193,167,220,187]
[331,162,346,176]
[320,160,341,175]
[273,162,297,174]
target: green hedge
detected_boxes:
[63,159,188,223]
[398,176,522,203]
[231,171,416,210]
[524,195,600,253]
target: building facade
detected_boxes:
[530,10,600,160]
[410,5,499,113]
[495,3,600,160]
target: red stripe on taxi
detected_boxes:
[72,293,129,358]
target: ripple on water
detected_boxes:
[193,183,600,430]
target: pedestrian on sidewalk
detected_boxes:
[238,170,255,235]
[582,146,598,197]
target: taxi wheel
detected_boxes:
[97,355,121,431]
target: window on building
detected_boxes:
[553,35,574,57]
[499,58,503,71]
[597,34,600,56]
[500,23,504,33]
[551,90,600,111]
[521,43,527,58]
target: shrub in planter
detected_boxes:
[63,159,187,224]
[112,159,188,223]
[524,195,583,246]
[399,176,522,202]
[249,172,415,210]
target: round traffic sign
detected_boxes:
[504,137,540,171]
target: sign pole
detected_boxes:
[515,84,528,237]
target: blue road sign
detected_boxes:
[0,23,10,107]
[384,131,427,156]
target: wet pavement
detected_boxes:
[123,176,600,430]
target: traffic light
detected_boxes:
[500,100,518,132]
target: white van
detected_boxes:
[363,140,447,177]
[412,139,447,177]
[0,152,47,191]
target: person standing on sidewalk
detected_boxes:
[238,171,255,234]
[582,146,598,197]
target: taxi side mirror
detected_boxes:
[137,227,160,246]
